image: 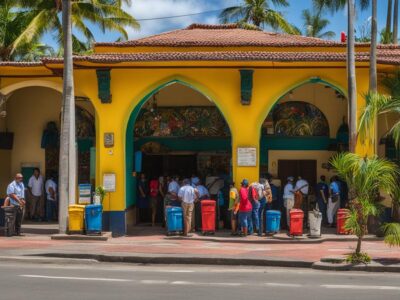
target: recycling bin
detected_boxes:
[85,204,103,235]
[266,210,281,234]
[289,209,304,236]
[68,204,85,234]
[166,206,183,235]
[201,200,216,234]
[308,210,322,237]
[337,208,350,235]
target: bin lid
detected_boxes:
[201,200,215,206]
[85,204,102,209]
[69,204,86,209]
[266,210,281,216]
[166,207,182,213]
[290,209,304,216]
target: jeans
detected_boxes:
[239,211,252,229]
[316,198,327,224]
[258,198,267,235]
[46,200,57,221]
[250,201,260,234]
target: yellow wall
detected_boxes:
[0,65,372,221]
[268,150,337,180]
[0,150,11,197]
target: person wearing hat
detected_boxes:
[5,173,26,236]
[238,179,252,237]
[283,176,295,228]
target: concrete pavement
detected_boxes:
[0,223,399,271]
[1,262,400,300]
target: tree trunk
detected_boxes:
[59,0,76,234]
[347,0,358,153]
[394,0,399,44]
[355,235,362,254]
[387,0,393,41]
[370,0,378,92]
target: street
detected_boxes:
[0,262,399,300]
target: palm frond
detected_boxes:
[383,223,400,247]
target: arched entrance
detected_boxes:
[0,85,96,225]
[259,79,349,193]
[125,81,232,226]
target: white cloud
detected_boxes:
[123,0,240,39]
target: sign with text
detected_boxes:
[103,173,116,192]
[78,184,92,204]
[237,147,257,167]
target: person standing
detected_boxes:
[45,173,58,222]
[6,174,26,235]
[28,168,44,221]
[327,176,341,227]
[228,181,239,235]
[315,175,329,225]
[283,177,295,228]
[149,176,160,227]
[178,179,198,237]
[238,179,252,237]
[258,178,272,236]
[165,176,180,207]
[137,173,149,223]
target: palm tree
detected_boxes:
[394,0,399,44]
[370,0,377,93]
[219,0,297,34]
[58,0,75,234]
[301,9,335,39]
[385,0,393,43]
[330,152,399,258]
[11,0,139,56]
[313,0,369,153]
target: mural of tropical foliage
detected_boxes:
[262,101,330,136]
[134,107,230,138]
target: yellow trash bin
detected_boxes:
[68,205,85,234]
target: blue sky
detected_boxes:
[43,0,393,47]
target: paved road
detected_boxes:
[0,262,399,300]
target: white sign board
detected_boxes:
[237,147,257,167]
[103,173,116,192]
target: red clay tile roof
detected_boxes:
[0,61,43,67]
[95,23,400,49]
[37,50,400,65]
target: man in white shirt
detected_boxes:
[178,179,198,236]
[283,177,295,227]
[28,168,44,221]
[45,173,57,221]
[295,176,309,224]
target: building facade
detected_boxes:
[0,24,398,235]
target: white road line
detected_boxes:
[265,283,303,288]
[140,280,169,284]
[20,275,132,282]
[170,281,194,285]
[321,285,400,291]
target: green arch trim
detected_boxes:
[256,77,348,136]
[125,79,232,208]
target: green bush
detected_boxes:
[346,252,371,264]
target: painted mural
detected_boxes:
[134,107,230,137]
[262,101,329,136]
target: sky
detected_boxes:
[43,0,393,47]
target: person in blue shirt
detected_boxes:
[5,174,26,236]
[328,176,341,227]
[315,175,329,225]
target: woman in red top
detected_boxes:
[149,177,160,227]
[239,179,253,237]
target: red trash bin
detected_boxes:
[201,200,216,234]
[337,208,351,235]
[290,209,304,236]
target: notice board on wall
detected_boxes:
[237,147,257,167]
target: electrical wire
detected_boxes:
[135,8,227,21]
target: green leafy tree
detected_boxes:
[330,153,399,258]
[219,0,297,34]
[301,9,335,39]
[10,0,139,55]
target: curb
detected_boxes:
[0,256,99,265]
[31,253,313,269]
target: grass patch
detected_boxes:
[346,252,371,264]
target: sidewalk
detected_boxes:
[0,223,399,271]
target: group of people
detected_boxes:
[2,169,58,235]
[137,173,218,236]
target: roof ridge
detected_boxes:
[186,23,240,30]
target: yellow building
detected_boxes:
[0,24,399,235]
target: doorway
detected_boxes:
[278,159,317,188]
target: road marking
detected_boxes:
[170,281,194,285]
[140,280,169,284]
[321,285,400,291]
[265,283,303,288]
[20,275,132,282]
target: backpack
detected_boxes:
[248,185,259,203]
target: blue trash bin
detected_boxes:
[85,204,103,235]
[166,207,183,235]
[266,210,281,234]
